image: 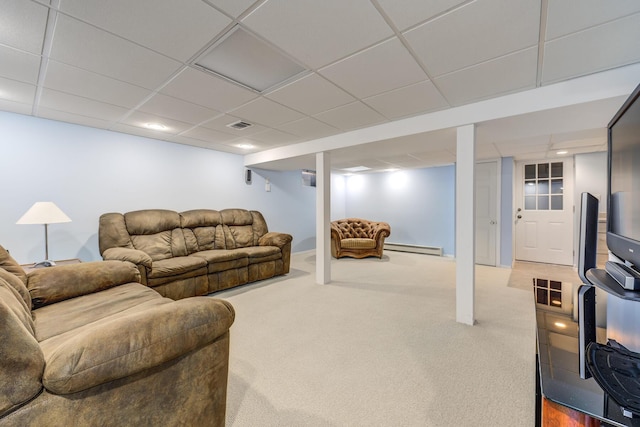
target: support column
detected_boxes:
[456,124,476,325]
[316,151,331,284]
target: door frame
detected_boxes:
[513,157,575,266]
[475,159,501,267]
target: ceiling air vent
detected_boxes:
[227,120,253,130]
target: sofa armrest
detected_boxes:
[42,297,235,395]
[27,261,141,308]
[102,247,153,268]
[258,232,293,249]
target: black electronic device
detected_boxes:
[577,192,599,379]
[587,340,640,419]
[578,285,596,379]
[578,192,599,283]
[607,82,640,271]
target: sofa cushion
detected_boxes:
[28,261,141,309]
[340,238,377,249]
[33,283,163,342]
[242,246,282,264]
[39,297,235,395]
[0,267,31,312]
[0,280,44,416]
[0,247,32,310]
[147,256,207,279]
[190,249,249,274]
[0,245,27,283]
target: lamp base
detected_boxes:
[33,260,56,268]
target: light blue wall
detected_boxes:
[341,166,456,256]
[575,151,608,213]
[500,157,514,267]
[0,112,316,263]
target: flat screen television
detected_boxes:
[608,82,640,270]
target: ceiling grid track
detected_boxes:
[536,0,550,88]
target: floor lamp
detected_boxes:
[17,202,72,266]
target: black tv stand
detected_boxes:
[586,268,640,302]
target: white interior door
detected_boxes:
[476,161,498,266]
[515,158,574,266]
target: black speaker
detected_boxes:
[578,192,599,283]
[578,285,596,379]
[577,192,599,379]
[245,169,252,185]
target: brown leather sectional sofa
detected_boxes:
[0,245,234,426]
[99,208,293,299]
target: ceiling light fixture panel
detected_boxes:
[194,26,307,93]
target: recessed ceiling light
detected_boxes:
[556,150,568,155]
[237,143,254,150]
[145,122,168,131]
[342,166,371,172]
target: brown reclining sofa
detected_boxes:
[99,208,292,300]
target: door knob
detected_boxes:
[517,215,522,219]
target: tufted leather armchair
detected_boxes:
[330,218,391,259]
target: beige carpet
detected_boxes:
[216,252,537,426]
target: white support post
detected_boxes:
[456,124,476,325]
[316,151,331,284]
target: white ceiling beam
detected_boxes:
[244,63,640,168]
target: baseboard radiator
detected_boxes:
[384,242,443,257]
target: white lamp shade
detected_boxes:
[16,202,72,225]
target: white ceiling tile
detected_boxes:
[243,129,302,145]
[266,74,354,115]
[39,88,129,121]
[315,102,387,131]
[546,1,640,40]
[0,0,48,54]
[44,60,152,108]
[242,0,393,68]
[204,0,257,18]
[0,46,41,84]
[0,77,36,104]
[551,137,605,150]
[139,93,221,125]
[60,0,232,62]
[161,67,258,112]
[0,99,32,115]
[376,0,468,31]
[277,117,341,140]
[49,15,183,89]
[229,97,305,127]
[404,0,540,77]
[542,14,640,84]
[435,47,537,106]
[364,80,449,119]
[121,111,194,134]
[169,134,236,152]
[320,38,427,98]
[181,126,241,144]
[551,128,606,145]
[37,108,113,130]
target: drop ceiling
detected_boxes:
[1,0,640,173]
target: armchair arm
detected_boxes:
[102,247,153,268]
[258,232,293,248]
[42,298,235,394]
[27,261,141,308]
[330,222,343,240]
[370,222,391,242]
